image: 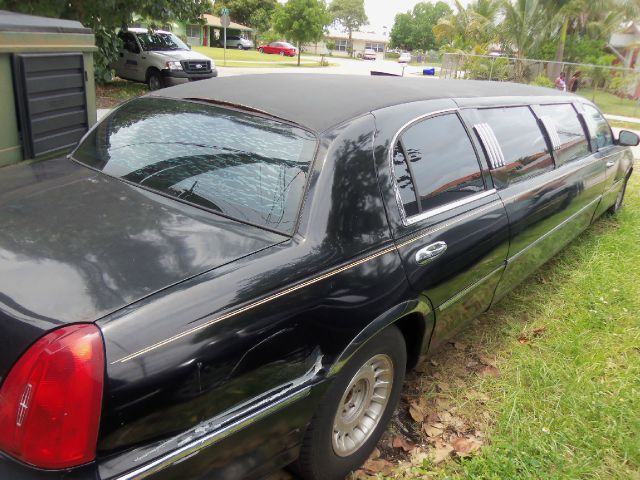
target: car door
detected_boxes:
[383,110,510,350]
[115,32,144,81]
[266,42,278,54]
[581,103,628,216]
[461,104,602,303]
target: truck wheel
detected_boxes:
[147,70,162,91]
[295,326,406,480]
[237,44,243,50]
[608,173,630,214]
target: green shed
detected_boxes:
[0,10,97,167]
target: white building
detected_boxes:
[303,31,389,58]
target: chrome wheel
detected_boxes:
[332,354,393,457]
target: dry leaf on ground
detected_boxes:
[478,365,501,378]
[423,424,444,437]
[392,435,416,452]
[429,438,454,464]
[452,436,483,457]
[360,458,394,475]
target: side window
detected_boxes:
[476,107,554,188]
[122,33,140,54]
[583,104,613,150]
[392,113,485,216]
[537,104,589,166]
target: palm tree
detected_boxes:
[500,0,551,79]
[433,0,501,51]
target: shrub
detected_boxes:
[532,74,554,88]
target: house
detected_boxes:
[303,31,389,58]
[174,14,253,47]
[132,14,253,47]
[609,22,640,69]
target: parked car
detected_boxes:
[113,28,217,90]
[219,35,254,50]
[398,51,411,63]
[258,41,297,56]
[0,75,636,480]
[363,48,377,60]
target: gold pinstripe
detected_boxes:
[113,198,503,365]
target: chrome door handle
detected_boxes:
[606,160,616,168]
[415,241,447,265]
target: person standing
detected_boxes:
[555,72,566,91]
[568,71,582,93]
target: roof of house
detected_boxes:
[150,74,569,132]
[201,14,252,31]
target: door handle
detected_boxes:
[415,241,447,265]
[606,160,616,168]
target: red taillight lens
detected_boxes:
[0,324,104,469]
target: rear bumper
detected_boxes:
[161,69,218,87]
[1,379,328,480]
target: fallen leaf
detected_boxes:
[452,436,482,456]
[477,354,495,366]
[392,435,416,452]
[453,341,467,351]
[517,335,530,345]
[478,365,500,378]
[361,458,393,475]
[423,424,444,437]
[532,327,546,337]
[409,401,425,423]
[429,439,454,464]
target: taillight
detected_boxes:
[0,324,104,469]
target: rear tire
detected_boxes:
[608,173,630,214]
[295,326,406,480]
[237,44,243,50]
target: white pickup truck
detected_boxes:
[114,28,217,90]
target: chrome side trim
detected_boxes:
[113,385,312,480]
[508,194,601,262]
[437,263,505,312]
[404,189,497,226]
[113,244,398,364]
[395,200,504,250]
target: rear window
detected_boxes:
[72,97,317,234]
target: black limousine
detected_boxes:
[0,75,636,480]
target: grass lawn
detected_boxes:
[354,174,640,479]
[579,87,640,118]
[96,78,147,109]
[609,120,640,131]
[192,46,327,67]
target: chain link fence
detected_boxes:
[440,53,640,115]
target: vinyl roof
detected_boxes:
[151,74,571,132]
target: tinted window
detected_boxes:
[538,104,589,166]
[583,104,613,150]
[394,114,484,214]
[477,107,554,188]
[136,32,189,52]
[73,97,317,234]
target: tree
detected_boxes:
[272,0,332,66]
[0,0,209,83]
[390,2,451,51]
[433,0,500,51]
[215,0,278,35]
[329,0,367,58]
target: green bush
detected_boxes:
[385,51,400,60]
[464,57,513,81]
[532,74,554,88]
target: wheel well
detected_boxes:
[394,313,428,371]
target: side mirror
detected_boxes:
[618,130,640,147]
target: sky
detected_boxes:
[363,0,472,35]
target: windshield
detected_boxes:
[72,97,317,234]
[136,32,189,51]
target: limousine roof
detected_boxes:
[153,74,574,132]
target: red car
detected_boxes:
[258,41,297,56]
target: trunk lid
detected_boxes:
[0,157,285,381]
